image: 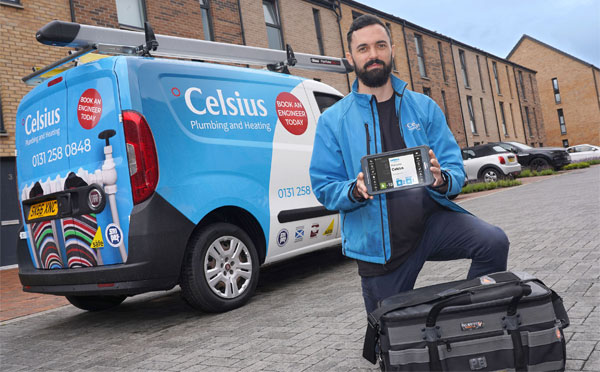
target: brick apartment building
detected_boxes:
[0,0,546,264]
[508,35,600,147]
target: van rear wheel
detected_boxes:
[66,295,126,311]
[181,223,259,313]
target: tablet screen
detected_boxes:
[366,149,427,192]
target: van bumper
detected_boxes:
[18,193,195,296]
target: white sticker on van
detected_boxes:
[105,223,123,248]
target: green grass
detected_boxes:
[562,162,590,170]
[461,179,522,194]
[517,169,557,178]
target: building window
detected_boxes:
[518,70,526,100]
[116,0,146,29]
[263,0,284,50]
[562,139,569,147]
[499,101,508,136]
[199,0,214,41]
[525,106,532,136]
[476,55,484,91]
[441,90,449,125]
[529,74,536,103]
[386,23,397,71]
[492,61,501,95]
[552,78,561,103]
[467,96,477,134]
[509,103,517,137]
[313,9,325,55]
[423,87,431,97]
[438,42,447,82]
[557,108,566,134]
[0,94,5,134]
[414,34,427,78]
[480,98,489,136]
[1,0,21,5]
[506,66,513,99]
[459,49,469,88]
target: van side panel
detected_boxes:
[127,59,305,253]
[265,81,340,262]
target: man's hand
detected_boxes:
[429,149,448,192]
[354,172,374,201]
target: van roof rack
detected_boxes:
[23,20,353,85]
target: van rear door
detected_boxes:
[16,57,133,269]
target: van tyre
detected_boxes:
[181,223,259,313]
[66,295,127,311]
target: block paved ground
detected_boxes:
[0,166,598,371]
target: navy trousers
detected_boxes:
[361,210,510,314]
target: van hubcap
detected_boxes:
[204,236,253,299]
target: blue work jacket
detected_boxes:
[309,76,469,264]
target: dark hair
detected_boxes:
[346,14,391,50]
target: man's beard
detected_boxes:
[355,57,393,88]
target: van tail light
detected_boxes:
[498,156,506,165]
[122,111,158,204]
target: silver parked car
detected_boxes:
[566,144,600,163]
[462,144,522,183]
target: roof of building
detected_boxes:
[335,0,537,73]
[507,34,599,71]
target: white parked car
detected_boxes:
[566,144,600,163]
[462,144,522,183]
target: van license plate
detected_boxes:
[28,200,58,221]
[508,157,516,162]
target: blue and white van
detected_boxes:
[15,21,345,312]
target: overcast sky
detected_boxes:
[356,0,600,66]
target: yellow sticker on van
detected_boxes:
[91,227,104,249]
[323,219,334,236]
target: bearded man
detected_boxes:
[309,15,510,314]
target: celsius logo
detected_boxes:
[184,87,268,117]
[24,107,61,136]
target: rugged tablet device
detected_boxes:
[361,145,434,195]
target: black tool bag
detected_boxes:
[363,272,570,371]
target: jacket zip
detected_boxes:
[370,97,388,261]
[364,123,371,155]
[394,85,408,139]
[385,87,407,260]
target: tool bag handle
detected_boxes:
[425,282,531,327]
